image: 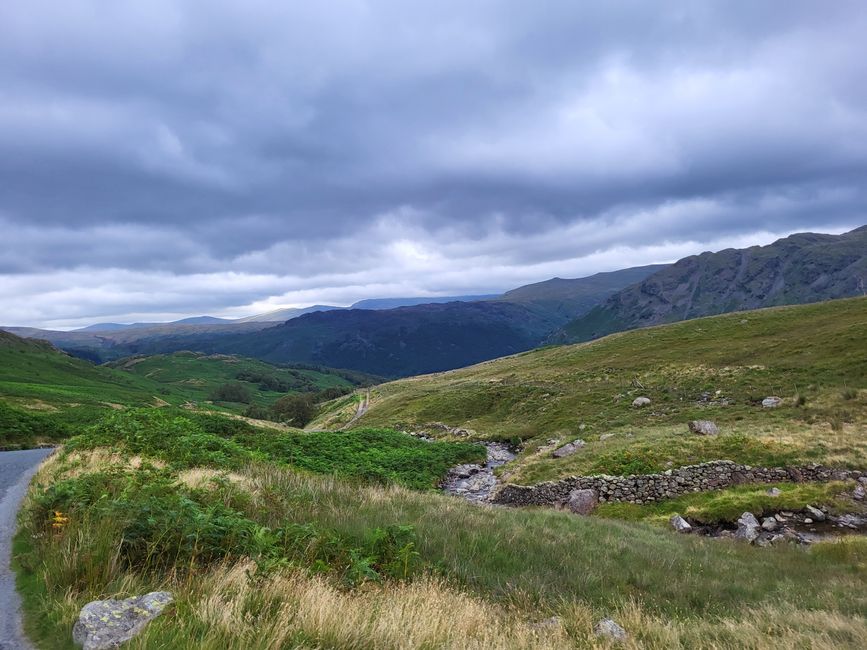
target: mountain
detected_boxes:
[76,315,232,332]
[118,301,555,378]
[350,295,499,310]
[496,265,667,322]
[559,226,867,343]
[235,305,343,323]
[0,265,668,373]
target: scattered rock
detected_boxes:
[565,488,598,515]
[853,485,865,501]
[552,439,586,458]
[761,517,778,531]
[766,487,782,496]
[670,514,692,533]
[687,420,720,436]
[632,397,651,408]
[805,505,826,522]
[762,396,783,408]
[73,592,173,650]
[804,518,813,524]
[599,433,616,441]
[735,512,761,542]
[594,618,628,642]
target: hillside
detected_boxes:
[0,331,179,410]
[560,226,867,342]
[182,301,556,377]
[321,297,867,486]
[496,264,667,322]
[106,351,369,409]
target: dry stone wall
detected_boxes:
[492,461,863,507]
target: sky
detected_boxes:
[1,1,866,329]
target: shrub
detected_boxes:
[270,394,316,427]
[209,382,253,404]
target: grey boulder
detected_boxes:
[565,488,598,515]
[552,439,585,458]
[594,618,628,642]
[632,397,651,408]
[805,505,826,522]
[670,514,692,533]
[73,592,173,650]
[735,512,761,542]
[688,420,720,436]
[762,396,783,408]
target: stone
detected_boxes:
[735,512,761,542]
[594,618,627,642]
[73,592,172,650]
[766,487,782,497]
[805,505,826,522]
[762,396,783,408]
[688,420,720,436]
[853,485,865,501]
[670,514,692,533]
[632,397,651,408]
[761,517,778,531]
[552,439,586,458]
[566,488,598,515]
[804,518,813,524]
[599,433,616,441]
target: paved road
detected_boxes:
[1,448,53,650]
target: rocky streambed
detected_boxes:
[672,506,867,546]
[442,443,516,503]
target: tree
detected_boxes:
[270,394,316,427]
[209,382,253,404]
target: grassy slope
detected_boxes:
[106,351,358,409]
[0,331,181,410]
[322,297,867,484]
[16,448,867,649]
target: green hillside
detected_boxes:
[106,352,367,409]
[0,331,180,410]
[322,297,867,485]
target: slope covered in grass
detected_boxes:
[322,297,867,484]
[106,351,369,409]
[0,331,182,410]
[16,442,867,649]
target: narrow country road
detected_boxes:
[342,388,370,430]
[1,448,53,650]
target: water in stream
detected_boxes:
[441,442,516,503]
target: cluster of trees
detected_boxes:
[237,385,353,427]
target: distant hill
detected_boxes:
[76,315,233,332]
[350,295,499,310]
[124,301,554,378]
[559,226,867,343]
[497,265,667,322]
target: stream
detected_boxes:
[441,442,516,503]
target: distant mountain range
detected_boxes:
[2,266,662,373]
[558,226,867,342]
[5,227,863,377]
[72,295,497,331]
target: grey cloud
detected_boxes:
[0,1,866,325]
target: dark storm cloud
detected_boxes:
[1,1,866,326]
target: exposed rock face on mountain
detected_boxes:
[559,226,867,342]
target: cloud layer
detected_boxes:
[1,1,865,327]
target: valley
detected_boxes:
[1,232,865,649]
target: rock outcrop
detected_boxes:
[552,439,585,458]
[688,420,719,435]
[73,592,172,650]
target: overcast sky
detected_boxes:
[1,1,865,328]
